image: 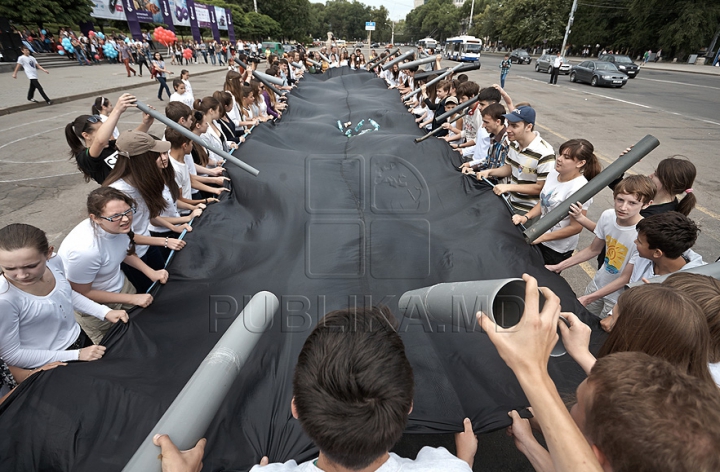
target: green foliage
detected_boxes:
[405,0,462,42]
[1,0,94,26]
[304,1,392,43]
[257,0,310,41]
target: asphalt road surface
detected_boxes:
[1,60,718,470]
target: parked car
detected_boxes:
[535,54,571,74]
[509,49,531,64]
[598,54,640,78]
[569,61,628,87]
[371,43,379,48]
[355,42,364,49]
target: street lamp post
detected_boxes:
[560,0,578,58]
[469,0,476,29]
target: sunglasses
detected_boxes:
[86,114,103,123]
[98,206,136,222]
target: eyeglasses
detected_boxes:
[98,207,136,222]
[86,114,103,123]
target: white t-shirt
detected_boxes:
[249,447,472,472]
[58,218,130,293]
[0,257,109,368]
[593,208,639,303]
[539,168,590,253]
[170,155,192,200]
[629,249,706,284]
[170,91,194,109]
[149,185,180,233]
[17,55,39,79]
[109,178,151,257]
[181,79,194,101]
[201,124,225,165]
[469,125,491,166]
[184,152,201,197]
[99,114,121,139]
[710,362,720,388]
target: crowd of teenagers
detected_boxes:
[2,48,720,472]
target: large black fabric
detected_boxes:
[0,67,605,471]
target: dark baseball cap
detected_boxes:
[503,106,536,125]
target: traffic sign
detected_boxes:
[366,21,376,31]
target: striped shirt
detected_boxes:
[506,132,556,212]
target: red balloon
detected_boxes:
[88,31,96,38]
[183,48,193,59]
[94,54,100,59]
[57,45,64,51]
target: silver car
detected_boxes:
[535,54,571,74]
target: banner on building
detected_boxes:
[226,8,235,42]
[186,0,202,42]
[208,6,221,42]
[214,6,228,30]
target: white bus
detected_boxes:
[445,36,483,62]
[417,37,437,50]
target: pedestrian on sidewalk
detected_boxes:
[549,51,562,85]
[119,42,137,77]
[152,52,173,100]
[499,54,511,89]
[12,46,52,105]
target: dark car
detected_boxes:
[570,61,628,87]
[509,49,531,64]
[598,54,640,78]
[535,54,571,74]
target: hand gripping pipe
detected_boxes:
[523,135,660,243]
[398,55,437,70]
[122,291,279,472]
[414,62,481,81]
[366,48,400,70]
[135,101,259,176]
[402,63,467,101]
[626,261,720,288]
[414,109,468,143]
[307,58,322,68]
[235,59,285,96]
[433,95,480,123]
[381,50,415,71]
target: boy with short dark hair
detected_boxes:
[629,211,704,283]
[547,175,656,317]
[252,306,478,471]
[451,81,480,158]
[419,79,452,136]
[465,87,502,167]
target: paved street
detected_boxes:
[1,56,719,470]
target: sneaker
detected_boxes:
[28,98,38,103]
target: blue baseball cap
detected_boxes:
[503,106,536,125]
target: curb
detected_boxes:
[0,68,227,117]
[477,51,720,77]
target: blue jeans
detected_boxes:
[216,52,224,65]
[500,71,508,88]
[209,52,216,64]
[157,76,171,99]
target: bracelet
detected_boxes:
[164,236,168,248]
[523,215,530,222]
[204,198,208,204]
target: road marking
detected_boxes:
[637,76,720,91]
[0,111,77,133]
[519,75,651,108]
[0,171,80,183]
[580,262,596,279]
[0,126,68,163]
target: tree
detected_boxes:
[241,11,282,40]
[258,0,311,41]
[0,0,93,26]
[404,0,462,42]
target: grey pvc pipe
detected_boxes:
[415,109,468,143]
[290,61,303,69]
[254,70,284,86]
[307,58,321,67]
[122,291,279,472]
[402,63,464,101]
[414,62,480,81]
[626,261,720,288]
[135,101,259,176]
[398,55,437,70]
[434,95,480,123]
[366,48,400,69]
[523,135,660,243]
[317,51,332,63]
[381,50,415,71]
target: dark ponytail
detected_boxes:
[91,96,107,115]
[66,115,101,183]
[656,157,697,216]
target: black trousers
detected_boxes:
[549,67,560,84]
[28,79,50,102]
[538,243,573,266]
[121,246,165,294]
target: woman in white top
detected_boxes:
[59,187,170,342]
[103,131,187,293]
[0,224,128,370]
[194,96,236,166]
[91,96,120,139]
[511,138,601,265]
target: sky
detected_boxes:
[318,0,415,22]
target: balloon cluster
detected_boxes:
[183,48,193,60]
[96,31,106,40]
[103,43,119,59]
[61,37,75,54]
[88,30,96,38]
[153,26,177,46]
